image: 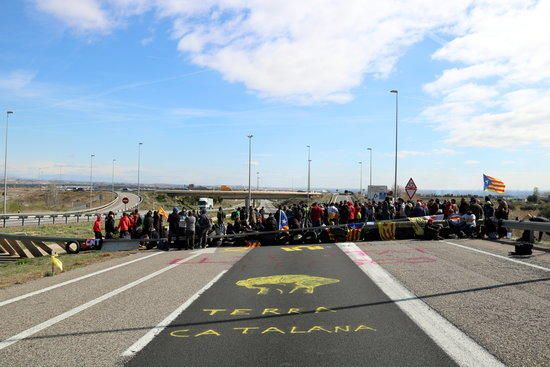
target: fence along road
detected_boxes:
[0,238,548,366]
[0,192,140,228]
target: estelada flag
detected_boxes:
[278,210,289,230]
[483,174,506,194]
[377,221,396,241]
[158,207,169,220]
[51,253,63,272]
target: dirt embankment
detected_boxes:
[5,187,116,213]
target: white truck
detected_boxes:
[198,197,214,210]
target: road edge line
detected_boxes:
[442,241,549,272]
[0,252,204,351]
[121,269,228,358]
[0,252,164,308]
[337,242,505,367]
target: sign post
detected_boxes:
[122,197,129,211]
[405,178,417,200]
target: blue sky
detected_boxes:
[0,1,548,191]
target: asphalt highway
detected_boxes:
[0,239,548,366]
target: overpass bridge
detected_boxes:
[154,189,323,200]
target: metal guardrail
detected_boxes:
[0,193,144,228]
[496,219,550,232]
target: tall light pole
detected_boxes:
[112,159,116,193]
[367,147,373,187]
[89,154,95,208]
[137,142,143,208]
[3,111,13,214]
[390,90,398,198]
[358,161,363,196]
[247,135,253,216]
[256,171,260,191]
[306,145,311,201]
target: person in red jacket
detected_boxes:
[310,203,323,227]
[348,201,355,222]
[92,214,102,240]
[118,213,131,239]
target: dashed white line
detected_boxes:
[442,241,549,272]
[0,252,164,308]
[0,251,204,351]
[338,242,505,367]
[122,270,227,358]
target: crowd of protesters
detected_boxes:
[90,194,523,248]
[222,195,512,240]
[91,208,214,250]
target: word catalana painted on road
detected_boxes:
[236,275,340,295]
[169,324,376,338]
[202,306,337,316]
[281,245,325,252]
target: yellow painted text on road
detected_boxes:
[170,324,376,338]
[281,245,324,252]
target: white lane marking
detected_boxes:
[443,241,549,272]
[0,252,204,351]
[122,270,227,358]
[338,243,505,367]
[0,252,163,308]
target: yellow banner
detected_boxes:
[377,221,396,241]
[51,253,63,272]
[409,217,427,236]
[158,207,169,220]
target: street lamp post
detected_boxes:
[247,135,253,218]
[137,142,143,209]
[390,90,399,198]
[306,145,311,201]
[89,154,95,208]
[367,147,373,187]
[3,111,13,214]
[359,161,363,196]
[112,159,116,193]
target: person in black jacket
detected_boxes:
[105,211,116,239]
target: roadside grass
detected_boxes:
[0,251,131,289]
[0,221,94,238]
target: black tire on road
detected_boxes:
[65,241,80,254]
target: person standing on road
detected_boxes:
[93,214,103,240]
[167,208,180,243]
[117,213,131,239]
[185,211,196,250]
[198,209,212,248]
[105,211,116,239]
[142,211,153,238]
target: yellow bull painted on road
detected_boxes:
[236,275,340,295]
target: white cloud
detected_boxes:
[422,0,550,148]
[35,0,111,32]
[34,0,473,103]
[0,70,36,91]
[32,0,550,149]
[464,160,479,165]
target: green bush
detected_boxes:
[520,203,539,211]
[540,203,550,218]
